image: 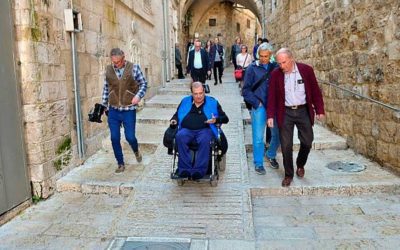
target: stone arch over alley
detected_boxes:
[179,0,263,58]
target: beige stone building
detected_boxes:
[265,0,400,172]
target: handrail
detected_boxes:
[318,79,400,114]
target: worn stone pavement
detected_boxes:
[0,67,399,250]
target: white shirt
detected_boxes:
[193,50,203,69]
[284,63,306,106]
[236,53,252,68]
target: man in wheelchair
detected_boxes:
[170,81,229,180]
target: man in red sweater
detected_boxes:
[267,48,325,187]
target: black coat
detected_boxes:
[187,48,210,76]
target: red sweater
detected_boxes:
[267,62,325,128]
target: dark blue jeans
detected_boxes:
[176,128,213,177]
[108,108,138,165]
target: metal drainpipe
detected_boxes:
[162,0,170,85]
[69,0,85,158]
[261,0,266,38]
[71,31,85,159]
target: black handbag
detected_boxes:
[163,124,178,154]
[88,103,106,123]
[203,83,210,94]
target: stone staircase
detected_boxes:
[56,73,400,196]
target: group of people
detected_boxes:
[242,41,325,187]
[180,37,225,86]
[101,38,325,187]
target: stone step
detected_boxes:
[247,148,400,196]
[145,95,183,108]
[101,123,165,154]
[166,79,191,88]
[137,107,176,125]
[158,86,191,95]
[244,123,348,152]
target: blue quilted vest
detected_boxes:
[177,96,219,138]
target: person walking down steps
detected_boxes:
[102,48,148,173]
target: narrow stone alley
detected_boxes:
[0,68,399,250]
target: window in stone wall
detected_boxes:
[247,19,250,29]
[236,23,240,32]
[143,0,152,14]
[271,0,277,12]
[209,18,216,27]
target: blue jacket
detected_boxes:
[177,95,219,138]
[209,44,224,68]
[242,61,278,109]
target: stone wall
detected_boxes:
[13,0,166,197]
[265,0,400,171]
[189,2,261,60]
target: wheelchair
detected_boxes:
[169,125,227,187]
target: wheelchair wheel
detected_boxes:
[177,179,185,186]
[210,175,218,187]
[218,155,226,171]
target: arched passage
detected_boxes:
[179,0,263,62]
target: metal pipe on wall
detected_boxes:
[261,0,266,38]
[71,31,85,159]
[162,0,170,85]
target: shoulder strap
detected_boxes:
[242,54,248,68]
[251,64,274,92]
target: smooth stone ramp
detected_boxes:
[247,149,400,196]
[243,122,348,152]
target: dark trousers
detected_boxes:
[191,68,206,83]
[176,128,213,177]
[213,61,223,83]
[176,63,184,78]
[279,106,314,177]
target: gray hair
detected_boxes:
[110,48,124,57]
[276,48,294,59]
[257,42,274,58]
[191,81,204,92]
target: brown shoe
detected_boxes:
[134,150,142,163]
[281,176,293,187]
[115,164,125,173]
[296,167,305,178]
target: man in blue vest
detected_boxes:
[170,82,229,179]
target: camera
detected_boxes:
[88,103,106,123]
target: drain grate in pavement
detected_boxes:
[121,241,190,250]
[326,161,366,172]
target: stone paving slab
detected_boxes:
[247,149,400,196]
[244,123,348,152]
[253,193,400,249]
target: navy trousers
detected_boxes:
[176,128,213,177]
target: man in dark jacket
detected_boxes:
[170,82,229,179]
[209,37,224,85]
[187,40,211,83]
[175,43,185,79]
[267,48,325,187]
[243,42,281,176]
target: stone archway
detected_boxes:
[179,0,263,62]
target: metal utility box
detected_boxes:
[64,9,82,32]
